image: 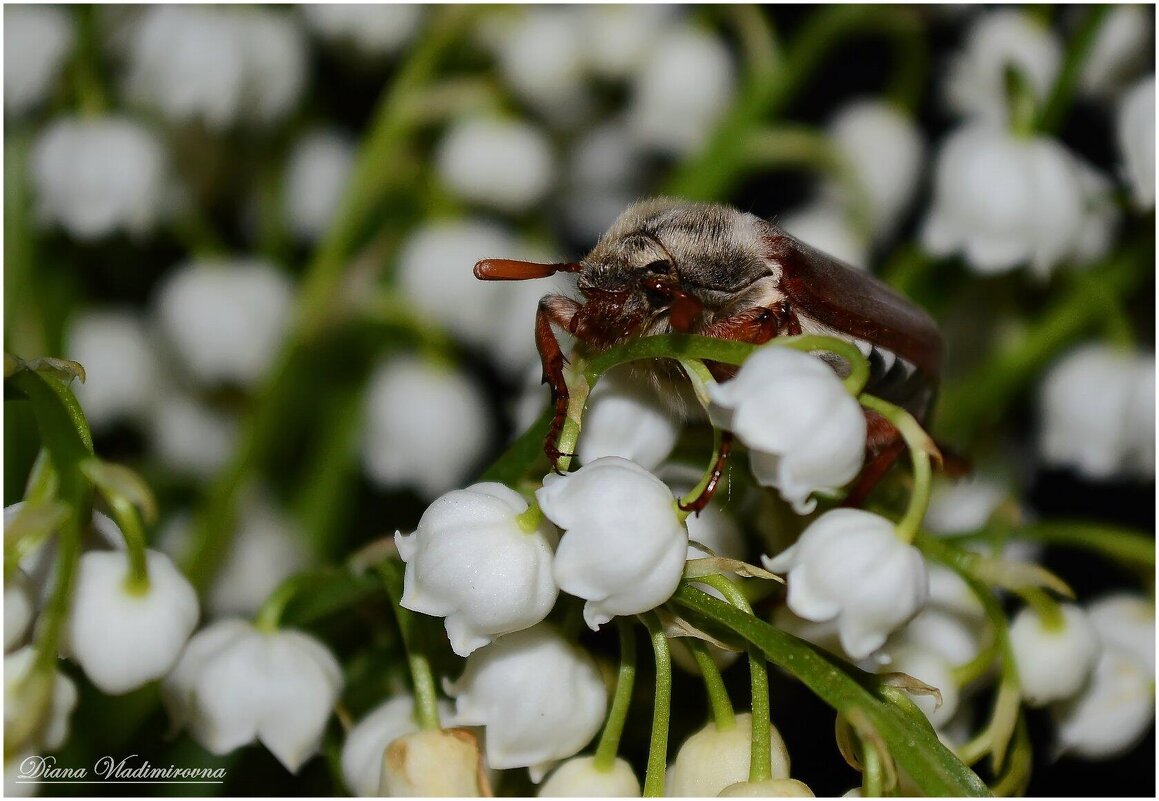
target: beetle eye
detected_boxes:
[644,259,672,275]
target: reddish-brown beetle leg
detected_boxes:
[843,411,905,507]
[536,295,582,473]
[678,432,734,515]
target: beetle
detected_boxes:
[474,198,943,511]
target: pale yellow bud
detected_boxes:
[719,778,815,797]
[667,713,791,797]
[379,728,488,797]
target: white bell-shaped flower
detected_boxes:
[301,4,424,57]
[435,116,556,215]
[922,124,1087,276]
[162,619,342,773]
[880,644,960,729]
[4,5,73,117]
[5,570,35,653]
[536,457,688,629]
[32,116,170,240]
[235,9,307,126]
[154,259,293,389]
[778,202,868,271]
[943,10,1061,125]
[708,347,866,514]
[923,475,1008,535]
[1037,344,1155,480]
[1086,593,1155,674]
[397,482,559,656]
[282,128,356,242]
[579,5,679,80]
[341,695,456,797]
[1009,603,1099,706]
[667,713,791,797]
[1052,647,1155,760]
[446,625,606,781]
[577,367,680,471]
[361,357,494,499]
[763,509,928,659]
[1117,76,1155,211]
[628,25,735,156]
[538,755,641,797]
[4,647,78,752]
[719,779,815,797]
[491,8,590,127]
[147,393,238,479]
[65,549,198,695]
[823,99,926,240]
[889,603,984,669]
[1077,6,1152,98]
[67,309,160,431]
[380,728,487,796]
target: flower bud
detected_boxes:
[667,713,791,797]
[341,695,455,797]
[397,482,559,656]
[538,755,641,797]
[447,625,606,781]
[380,728,487,796]
[1052,648,1155,760]
[536,457,688,629]
[719,778,815,797]
[162,619,342,773]
[65,549,199,695]
[764,509,928,659]
[708,347,866,514]
[576,367,680,472]
[1009,604,1099,706]
[4,647,77,752]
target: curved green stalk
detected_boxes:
[688,638,736,731]
[641,612,672,797]
[1037,5,1111,133]
[858,394,935,543]
[862,735,884,797]
[594,619,638,771]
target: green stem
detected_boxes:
[863,735,884,797]
[951,638,998,688]
[688,638,736,731]
[514,501,544,533]
[1019,587,1065,631]
[72,5,107,115]
[722,4,781,82]
[253,572,321,632]
[106,494,150,593]
[858,395,934,543]
[1036,5,1111,133]
[594,619,638,771]
[554,367,591,474]
[700,574,771,783]
[641,612,672,797]
[679,428,725,517]
[381,562,441,731]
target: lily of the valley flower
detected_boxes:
[577,367,681,471]
[282,128,356,242]
[537,457,688,629]
[1052,647,1155,760]
[446,625,607,782]
[1117,76,1155,211]
[65,549,199,695]
[3,5,74,117]
[4,647,78,753]
[667,713,792,797]
[719,778,816,797]
[380,728,487,796]
[708,347,866,514]
[1086,593,1155,673]
[1077,6,1153,99]
[1009,604,1099,707]
[397,482,559,656]
[779,201,868,270]
[4,570,34,653]
[340,695,456,797]
[436,116,556,215]
[301,4,424,58]
[538,755,641,797]
[67,310,160,431]
[764,509,928,659]
[162,619,342,773]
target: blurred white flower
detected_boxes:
[1116,75,1155,210]
[4,647,78,752]
[380,728,487,796]
[923,475,1008,534]
[1086,593,1155,674]
[283,128,356,242]
[889,603,984,670]
[162,619,342,773]
[1037,344,1155,480]
[1009,603,1099,706]
[667,713,791,797]
[921,124,1086,276]
[301,4,423,57]
[778,202,868,270]
[538,755,641,797]
[67,309,160,431]
[628,25,735,156]
[577,367,680,471]
[1077,6,1153,99]
[65,549,199,695]
[4,570,33,654]
[447,625,607,782]
[492,8,591,127]
[435,117,556,214]
[944,10,1061,125]
[1052,647,1155,760]
[31,116,169,240]
[880,644,960,728]
[154,259,293,389]
[341,695,456,797]
[823,99,926,240]
[719,779,815,797]
[580,5,679,80]
[764,509,928,659]
[4,5,74,117]
[537,457,688,629]
[708,347,866,514]
[396,219,557,374]
[237,10,307,125]
[1070,160,1120,267]
[397,482,559,656]
[361,357,493,499]
[147,393,238,479]
[560,120,643,243]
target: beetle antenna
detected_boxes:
[474,259,583,281]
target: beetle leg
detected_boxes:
[677,432,734,514]
[843,410,905,507]
[536,295,583,473]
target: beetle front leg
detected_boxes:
[536,295,583,473]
